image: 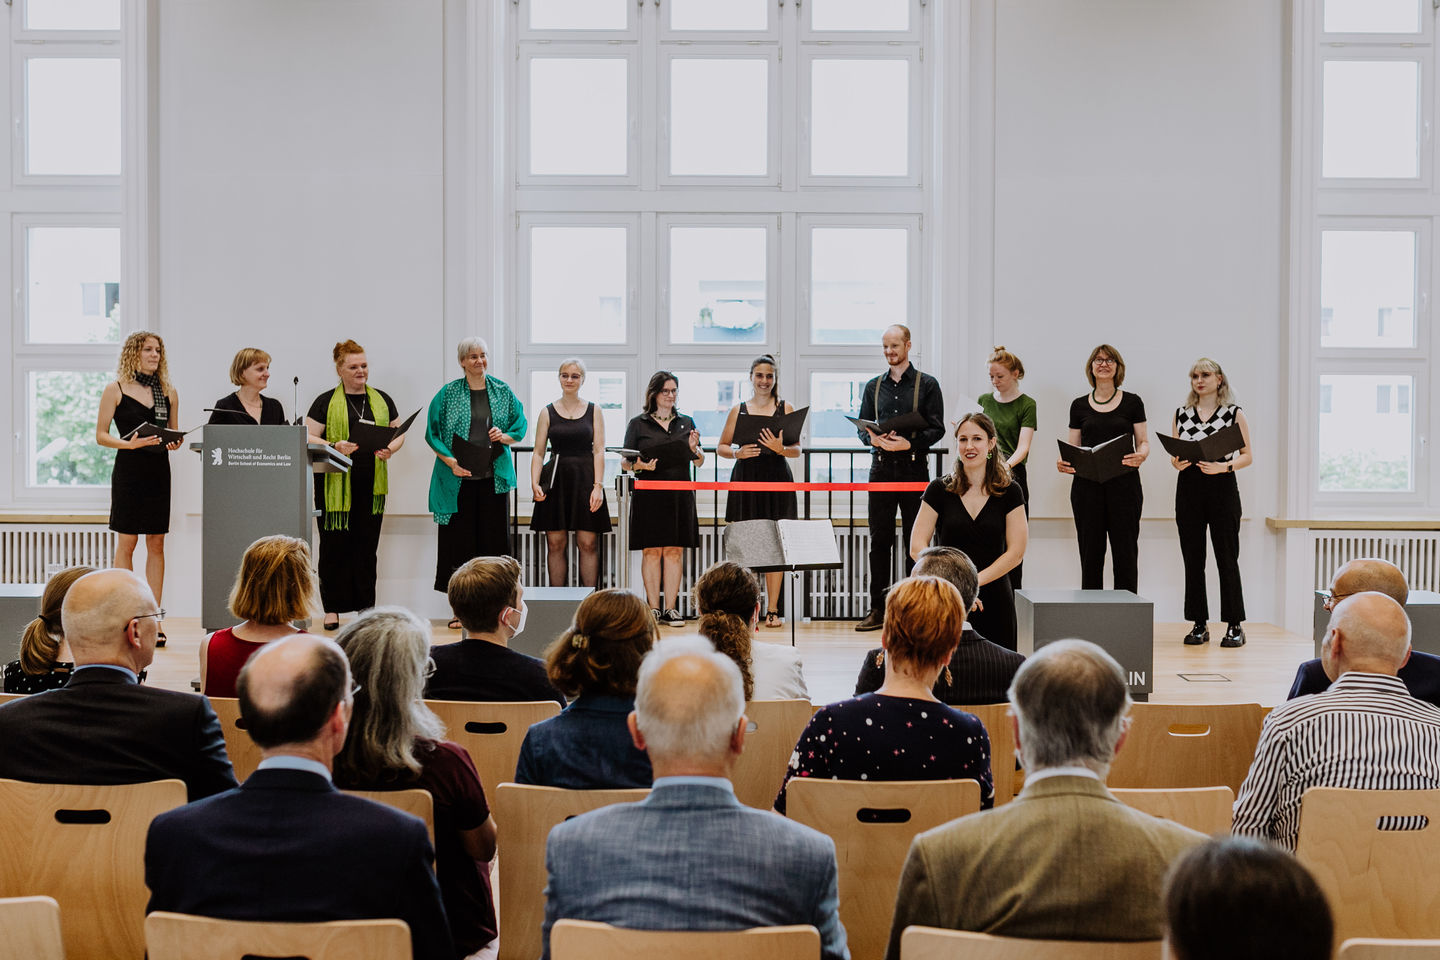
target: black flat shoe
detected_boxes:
[1183,622,1209,646]
[323,616,340,631]
[1220,624,1246,648]
[155,631,167,648]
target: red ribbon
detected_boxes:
[632,480,930,492]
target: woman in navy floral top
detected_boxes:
[775,575,994,814]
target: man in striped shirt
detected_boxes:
[1233,592,1440,850]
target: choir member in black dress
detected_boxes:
[304,339,406,630]
[207,348,287,425]
[1170,358,1253,648]
[855,324,946,632]
[909,413,1028,650]
[96,331,181,629]
[426,338,527,625]
[717,354,799,626]
[530,358,610,586]
[622,372,704,627]
[1056,343,1150,593]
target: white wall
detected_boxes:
[982,0,1286,623]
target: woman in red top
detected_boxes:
[200,535,319,697]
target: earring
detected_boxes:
[986,452,992,460]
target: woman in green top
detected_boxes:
[976,346,1037,588]
[426,337,526,622]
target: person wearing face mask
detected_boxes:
[976,346,1036,589]
[424,556,566,707]
[208,348,287,425]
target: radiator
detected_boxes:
[1312,531,1440,592]
[0,525,118,584]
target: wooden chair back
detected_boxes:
[424,699,560,797]
[145,912,411,960]
[551,919,820,960]
[341,788,435,845]
[1338,938,1440,959]
[900,926,1162,960]
[732,699,814,809]
[0,896,64,960]
[1106,702,1265,793]
[206,696,262,781]
[1109,786,1234,835]
[1296,787,1440,941]
[788,778,982,960]
[0,693,25,705]
[0,779,187,960]
[493,783,650,960]
[958,703,1015,804]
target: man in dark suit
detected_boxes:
[1286,558,1440,707]
[855,546,1024,703]
[0,569,235,801]
[145,635,453,960]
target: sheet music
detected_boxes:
[777,519,842,567]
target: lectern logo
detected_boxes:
[210,448,223,466]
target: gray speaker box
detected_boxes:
[510,586,595,659]
[0,584,45,667]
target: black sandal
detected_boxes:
[447,618,462,630]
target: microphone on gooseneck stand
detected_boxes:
[293,377,301,425]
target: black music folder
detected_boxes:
[1156,424,1244,463]
[731,406,810,446]
[1057,433,1135,484]
[124,422,195,445]
[846,410,930,436]
[638,437,696,466]
[350,409,421,453]
[451,434,503,478]
[537,456,558,492]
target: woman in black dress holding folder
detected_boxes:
[531,358,611,587]
[96,331,181,626]
[622,371,703,627]
[1056,343,1149,593]
[208,347,286,425]
[717,354,799,627]
[1170,357,1252,648]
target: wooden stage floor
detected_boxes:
[147,617,1313,708]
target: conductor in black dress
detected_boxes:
[1056,343,1150,593]
[622,372,704,627]
[855,324,946,632]
[207,348,287,425]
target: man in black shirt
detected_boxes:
[855,324,946,630]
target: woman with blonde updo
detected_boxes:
[513,589,658,789]
[96,331,181,628]
[3,566,93,693]
[692,560,808,701]
[208,347,286,424]
[304,339,406,629]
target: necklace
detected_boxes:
[1091,387,1118,405]
[346,393,368,419]
[555,397,586,419]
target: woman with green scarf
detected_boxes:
[304,339,405,630]
[427,337,526,622]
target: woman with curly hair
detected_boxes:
[96,331,181,629]
[334,607,497,959]
[909,412,1028,651]
[513,589,657,789]
[3,566,92,693]
[692,560,807,701]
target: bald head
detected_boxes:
[61,569,157,665]
[1322,592,1412,679]
[1331,559,1408,606]
[237,635,351,751]
[633,636,744,770]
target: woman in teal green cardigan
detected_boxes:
[426,337,526,613]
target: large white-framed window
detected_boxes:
[4,0,135,509]
[506,0,934,518]
[1290,0,1440,516]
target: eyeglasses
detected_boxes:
[349,681,363,699]
[424,657,437,680]
[1092,357,1116,366]
[132,609,166,625]
[658,387,678,395]
[1320,590,1356,611]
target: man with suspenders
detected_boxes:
[854,324,947,631]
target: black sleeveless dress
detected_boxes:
[725,401,798,523]
[109,391,172,535]
[531,402,612,534]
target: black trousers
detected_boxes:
[1009,462,1029,589]
[868,455,929,612]
[317,508,384,614]
[435,479,513,592]
[1176,469,1245,623]
[1070,471,1142,593]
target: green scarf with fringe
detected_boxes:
[322,385,389,530]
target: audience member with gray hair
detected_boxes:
[853,546,1025,703]
[542,635,849,960]
[0,568,235,800]
[884,640,1204,956]
[1235,591,1440,850]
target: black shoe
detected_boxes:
[855,609,884,632]
[1183,622,1209,645]
[1220,623,1246,647]
[660,608,685,627]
